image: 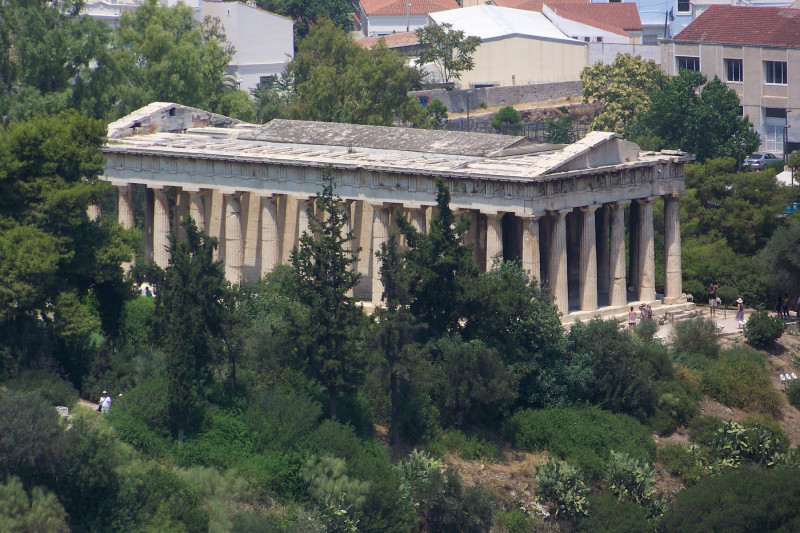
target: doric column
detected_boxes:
[636,197,656,302]
[144,187,154,263]
[608,201,629,307]
[153,188,170,268]
[409,207,426,234]
[596,206,609,296]
[520,214,542,282]
[579,205,599,311]
[664,195,682,302]
[353,200,374,299]
[118,184,134,229]
[260,195,279,276]
[485,213,503,271]
[174,190,189,241]
[371,205,390,303]
[206,189,224,261]
[549,209,571,315]
[87,203,101,222]
[297,198,311,239]
[188,190,205,230]
[281,195,299,261]
[224,193,243,284]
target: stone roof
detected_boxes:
[360,0,459,16]
[107,102,240,139]
[672,6,800,48]
[238,119,537,158]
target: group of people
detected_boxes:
[628,304,653,330]
[775,294,797,320]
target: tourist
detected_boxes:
[776,295,784,319]
[99,390,112,414]
[628,307,637,331]
[782,294,790,319]
[736,297,744,324]
[708,282,718,318]
[639,303,653,320]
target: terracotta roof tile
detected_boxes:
[360,0,460,16]
[492,0,590,12]
[356,32,420,48]
[673,6,800,48]
[549,3,642,32]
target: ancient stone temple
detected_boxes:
[102,103,692,321]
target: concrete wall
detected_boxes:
[411,81,583,112]
[362,13,428,37]
[589,43,661,65]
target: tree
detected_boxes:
[0,476,70,533]
[253,0,352,42]
[290,169,365,420]
[397,178,479,339]
[636,71,760,161]
[491,106,522,135]
[416,23,481,86]
[758,223,800,297]
[158,217,228,442]
[425,98,449,129]
[286,19,423,125]
[580,54,665,137]
[545,113,576,144]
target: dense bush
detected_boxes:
[700,347,783,415]
[648,379,699,435]
[426,429,499,462]
[658,443,706,485]
[417,468,494,533]
[670,318,720,363]
[658,466,800,531]
[535,457,590,518]
[0,476,69,533]
[503,407,656,480]
[172,407,254,469]
[1,370,78,408]
[605,451,662,517]
[575,492,652,533]
[744,310,785,348]
[787,380,800,409]
[706,419,789,468]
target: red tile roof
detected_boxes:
[360,0,460,16]
[673,6,800,48]
[356,32,420,48]
[492,0,590,12]
[549,3,642,33]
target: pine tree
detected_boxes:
[291,168,364,420]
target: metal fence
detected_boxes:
[442,118,591,142]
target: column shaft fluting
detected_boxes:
[371,206,390,303]
[549,210,570,315]
[485,213,503,271]
[189,191,205,230]
[118,185,134,229]
[225,193,243,284]
[521,215,541,282]
[637,198,656,302]
[608,202,628,307]
[579,206,599,311]
[664,195,682,302]
[409,208,426,234]
[153,188,170,268]
[596,206,609,296]
[260,195,279,276]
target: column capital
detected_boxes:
[519,212,545,221]
[579,204,600,213]
[663,193,683,200]
[635,196,659,205]
[548,208,572,217]
[484,212,504,219]
[181,186,203,193]
[611,200,631,208]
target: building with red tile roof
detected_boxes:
[543,2,643,43]
[662,6,800,154]
[357,0,460,37]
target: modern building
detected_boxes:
[661,5,800,154]
[100,102,692,322]
[426,5,588,88]
[544,2,644,44]
[356,0,460,37]
[200,1,293,93]
[83,0,201,28]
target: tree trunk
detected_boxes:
[178,426,185,443]
[390,371,400,455]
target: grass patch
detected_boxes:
[427,429,499,462]
[503,406,655,480]
[700,346,783,415]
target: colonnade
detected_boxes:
[113,184,682,315]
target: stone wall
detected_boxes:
[410,81,583,113]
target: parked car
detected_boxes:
[743,152,780,170]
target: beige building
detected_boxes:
[661,6,800,154]
[426,5,587,88]
[101,103,692,322]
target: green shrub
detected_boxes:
[658,443,706,485]
[399,449,444,501]
[707,419,789,468]
[575,492,652,533]
[3,370,78,408]
[700,346,783,415]
[648,379,700,435]
[111,374,170,433]
[493,509,550,533]
[744,310,784,348]
[535,457,590,518]
[244,386,323,452]
[418,468,494,533]
[633,319,659,343]
[787,380,800,409]
[107,411,167,458]
[237,449,306,499]
[687,415,724,447]
[670,318,720,363]
[504,407,655,480]
[427,429,499,462]
[492,106,522,135]
[171,407,254,469]
[606,451,663,517]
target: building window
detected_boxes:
[724,58,742,82]
[597,36,603,43]
[677,0,690,13]
[765,107,787,120]
[764,61,787,84]
[676,56,700,72]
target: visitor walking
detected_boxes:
[99,390,112,414]
[736,298,745,325]
[628,307,637,331]
[708,282,719,318]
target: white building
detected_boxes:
[357,0,460,37]
[83,0,201,28]
[201,1,293,93]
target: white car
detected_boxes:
[743,152,779,170]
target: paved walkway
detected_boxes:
[655,308,799,342]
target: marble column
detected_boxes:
[175,190,189,241]
[281,195,299,261]
[520,214,541,282]
[636,197,656,302]
[242,193,261,273]
[549,209,571,315]
[153,188,170,268]
[188,190,205,230]
[485,213,503,271]
[118,185,134,229]
[664,195,682,302]
[260,195,279,276]
[225,193,243,284]
[297,198,311,240]
[144,187,154,264]
[371,205,390,303]
[608,201,628,307]
[579,205,599,311]
[354,200,374,299]
[206,189,224,261]
[596,206,609,297]
[87,203,101,222]
[409,207,426,234]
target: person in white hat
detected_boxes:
[736,298,745,325]
[99,390,112,413]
